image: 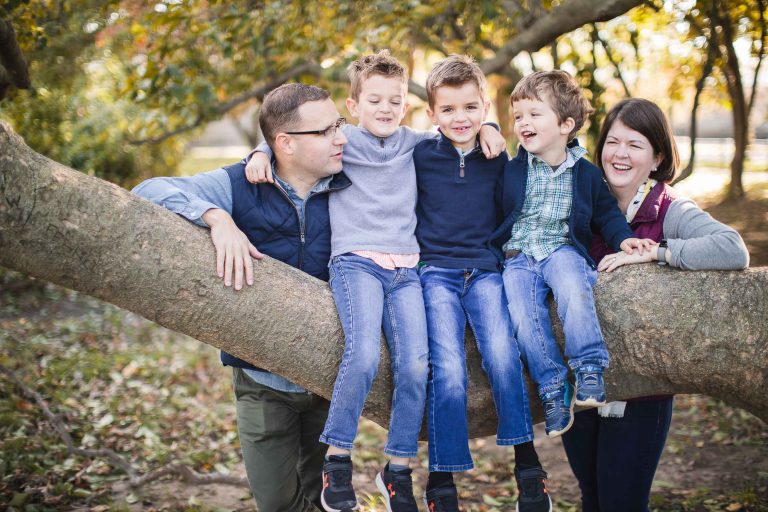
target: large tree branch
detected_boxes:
[480,0,644,75]
[1,122,766,436]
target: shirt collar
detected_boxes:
[527,144,587,176]
[272,158,332,200]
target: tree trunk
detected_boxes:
[1,122,766,436]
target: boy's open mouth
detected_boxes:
[521,130,537,141]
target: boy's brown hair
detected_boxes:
[510,70,594,140]
[426,54,487,108]
[347,49,408,100]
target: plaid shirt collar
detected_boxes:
[527,144,587,178]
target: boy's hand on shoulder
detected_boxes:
[479,124,507,159]
[620,237,655,255]
[202,208,265,290]
[245,152,274,184]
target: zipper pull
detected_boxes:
[300,232,305,243]
[459,154,465,178]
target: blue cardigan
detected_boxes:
[490,144,634,268]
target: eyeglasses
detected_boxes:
[285,117,346,138]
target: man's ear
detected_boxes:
[560,117,576,136]
[274,133,294,155]
[346,97,359,118]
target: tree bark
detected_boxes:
[0,18,31,99]
[1,122,766,436]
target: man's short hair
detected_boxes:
[347,49,408,101]
[259,83,331,150]
[426,54,487,108]
[510,70,594,140]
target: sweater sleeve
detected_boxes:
[131,168,234,228]
[591,172,635,251]
[663,197,750,270]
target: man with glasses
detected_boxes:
[133,83,349,512]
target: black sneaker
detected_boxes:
[423,482,460,512]
[375,463,418,512]
[514,466,552,512]
[321,455,359,512]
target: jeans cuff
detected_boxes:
[384,446,418,458]
[569,359,609,371]
[496,433,535,446]
[538,380,565,397]
[319,434,354,451]
[428,462,474,472]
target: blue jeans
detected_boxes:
[320,254,429,457]
[561,397,674,512]
[502,245,609,396]
[420,266,534,472]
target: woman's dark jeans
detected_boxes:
[561,397,674,512]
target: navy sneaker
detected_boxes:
[375,463,418,512]
[575,365,607,406]
[542,382,574,438]
[321,455,359,512]
[514,466,552,512]
[423,482,460,512]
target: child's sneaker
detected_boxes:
[514,466,553,512]
[321,455,359,512]
[574,365,607,406]
[423,482,460,512]
[375,463,418,512]
[542,382,574,438]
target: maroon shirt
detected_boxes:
[590,181,679,263]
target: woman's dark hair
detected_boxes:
[595,98,680,183]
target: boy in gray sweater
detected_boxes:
[246,51,505,512]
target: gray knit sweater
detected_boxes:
[663,197,749,270]
[329,125,436,257]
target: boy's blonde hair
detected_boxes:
[426,54,487,108]
[347,49,408,100]
[510,70,594,140]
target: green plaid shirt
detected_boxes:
[503,145,588,260]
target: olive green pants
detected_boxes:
[233,368,329,512]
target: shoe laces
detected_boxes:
[581,372,599,386]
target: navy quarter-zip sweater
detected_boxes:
[414,134,509,271]
[490,144,634,268]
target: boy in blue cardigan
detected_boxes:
[414,55,550,512]
[492,71,652,442]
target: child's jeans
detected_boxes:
[320,253,429,457]
[502,245,609,398]
[419,265,534,472]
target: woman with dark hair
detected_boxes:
[561,98,749,511]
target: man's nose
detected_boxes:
[334,129,348,145]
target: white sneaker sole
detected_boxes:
[375,472,394,512]
[320,484,359,512]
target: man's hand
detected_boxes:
[202,208,264,290]
[620,237,655,255]
[245,152,274,184]
[478,124,507,159]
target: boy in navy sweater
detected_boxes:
[414,55,550,512]
[492,71,652,443]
